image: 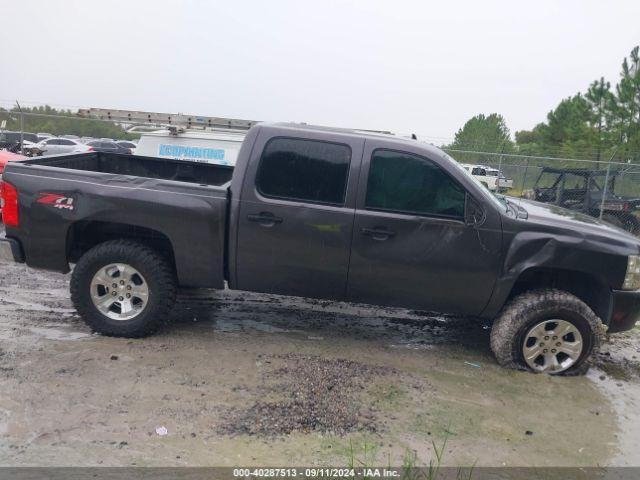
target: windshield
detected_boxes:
[445,154,508,211]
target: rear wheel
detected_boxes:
[71,240,176,337]
[490,289,603,375]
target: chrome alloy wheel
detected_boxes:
[90,263,149,321]
[522,319,584,373]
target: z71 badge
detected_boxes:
[37,193,75,210]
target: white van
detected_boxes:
[135,129,246,166]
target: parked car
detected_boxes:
[85,140,132,154]
[0,131,39,144]
[461,164,513,192]
[37,133,55,142]
[116,141,137,154]
[0,150,27,176]
[527,167,640,233]
[2,123,639,376]
[37,137,91,156]
[19,140,44,157]
[0,151,27,221]
[0,131,40,153]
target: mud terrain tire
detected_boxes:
[490,289,604,375]
[71,240,176,337]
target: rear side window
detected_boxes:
[365,149,466,218]
[256,137,351,205]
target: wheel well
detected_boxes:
[67,221,176,271]
[509,267,611,323]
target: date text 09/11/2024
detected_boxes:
[232,468,401,478]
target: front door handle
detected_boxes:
[361,227,396,240]
[247,212,283,226]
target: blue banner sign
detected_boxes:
[158,144,226,162]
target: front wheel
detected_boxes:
[490,289,604,375]
[71,240,176,337]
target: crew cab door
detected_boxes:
[234,129,363,299]
[347,142,502,316]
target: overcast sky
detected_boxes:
[2,0,639,142]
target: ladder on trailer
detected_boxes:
[78,107,396,137]
[77,108,260,133]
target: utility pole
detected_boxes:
[16,100,24,154]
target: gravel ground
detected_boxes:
[218,354,394,436]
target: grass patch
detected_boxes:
[344,427,477,479]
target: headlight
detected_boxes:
[623,255,640,290]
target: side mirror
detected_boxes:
[464,194,486,227]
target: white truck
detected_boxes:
[461,164,513,192]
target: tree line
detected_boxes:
[445,45,640,166]
[0,105,136,140]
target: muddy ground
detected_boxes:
[0,259,639,467]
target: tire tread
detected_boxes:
[490,288,604,376]
[70,240,176,337]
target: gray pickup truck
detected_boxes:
[2,123,640,375]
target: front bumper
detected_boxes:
[609,290,640,333]
[0,237,24,263]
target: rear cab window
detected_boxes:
[256,137,352,205]
[365,149,466,219]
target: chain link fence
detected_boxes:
[0,107,137,158]
[444,148,640,236]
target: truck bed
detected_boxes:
[24,152,234,186]
[2,152,232,289]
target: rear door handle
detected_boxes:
[361,227,396,240]
[247,212,283,226]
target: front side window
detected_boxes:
[256,137,351,205]
[365,149,466,218]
